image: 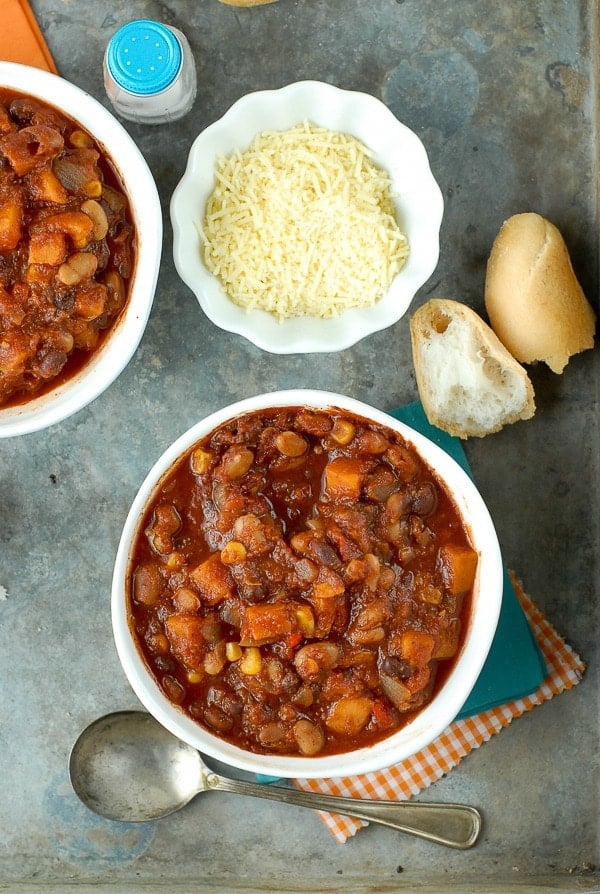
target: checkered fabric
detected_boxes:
[293,573,586,842]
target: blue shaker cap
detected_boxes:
[106,20,182,96]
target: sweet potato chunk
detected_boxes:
[24,168,68,204]
[239,602,297,646]
[190,553,234,605]
[432,622,461,659]
[164,614,207,669]
[398,630,435,667]
[0,331,32,374]
[438,544,478,595]
[312,566,345,600]
[25,264,54,285]
[0,286,25,326]
[28,229,66,265]
[323,456,367,500]
[42,210,94,249]
[0,194,22,250]
[326,696,373,737]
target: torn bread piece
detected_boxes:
[485,212,596,373]
[410,298,535,438]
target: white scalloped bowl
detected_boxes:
[170,81,443,354]
[0,63,162,438]
[112,390,503,779]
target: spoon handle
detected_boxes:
[205,773,481,848]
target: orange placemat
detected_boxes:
[0,0,58,73]
[294,574,585,842]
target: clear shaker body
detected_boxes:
[103,19,197,125]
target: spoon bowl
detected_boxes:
[69,710,204,821]
[69,710,482,848]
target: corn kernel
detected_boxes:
[187,670,204,684]
[84,179,102,198]
[191,447,213,475]
[240,646,262,675]
[226,642,243,662]
[221,540,247,565]
[295,605,315,637]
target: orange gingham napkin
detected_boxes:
[293,573,586,842]
[0,0,58,73]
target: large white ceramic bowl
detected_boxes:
[0,62,162,438]
[170,81,443,354]
[112,389,503,779]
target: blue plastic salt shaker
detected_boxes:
[103,19,197,125]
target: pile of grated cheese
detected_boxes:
[200,122,409,320]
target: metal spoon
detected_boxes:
[69,710,481,849]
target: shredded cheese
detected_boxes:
[200,123,409,320]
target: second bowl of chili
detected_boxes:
[112,390,503,778]
[0,62,161,437]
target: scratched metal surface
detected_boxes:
[0,0,598,890]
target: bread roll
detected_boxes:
[410,298,535,438]
[485,212,596,373]
[217,0,279,6]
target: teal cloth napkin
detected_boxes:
[388,402,547,717]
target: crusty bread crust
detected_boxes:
[410,298,535,438]
[484,213,596,373]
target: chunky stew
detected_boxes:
[0,89,135,407]
[128,406,478,756]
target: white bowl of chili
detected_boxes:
[170,80,443,353]
[0,62,162,437]
[112,389,503,779]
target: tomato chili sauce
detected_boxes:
[0,88,135,409]
[127,407,478,758]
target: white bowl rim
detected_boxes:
[112,389,503,779]
[0,62,162,438]
[170,80,444,354]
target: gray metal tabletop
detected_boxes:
[1,1,599,891]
